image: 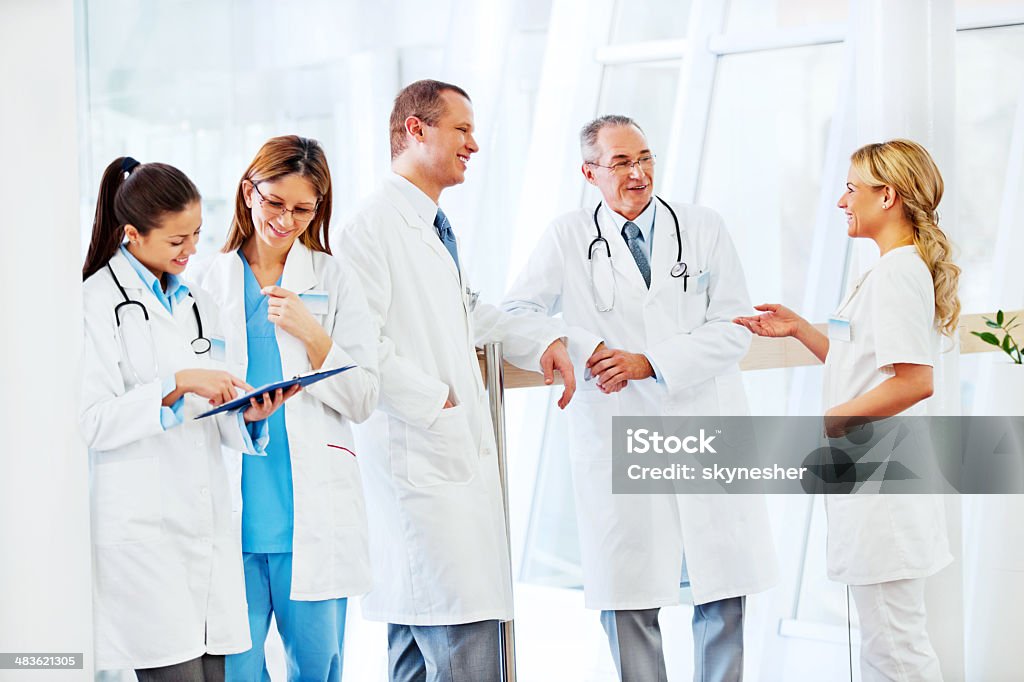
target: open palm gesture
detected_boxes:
[733,303,806,338]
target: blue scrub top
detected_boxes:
[119,244,190,312]
[239,250,294,553]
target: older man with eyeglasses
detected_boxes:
[502,114,779,682]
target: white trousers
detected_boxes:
[850,579,943,682]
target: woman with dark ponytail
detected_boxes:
[736,139,959,680]
[80,157,297,681]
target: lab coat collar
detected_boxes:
[604,199,656,244]
[277,241,317,378]
[280,240,319,295]
[597,203,650,292]
[213,250,249,371]
[383,174,461,284]
[388,172,439,227]
[106,249,176,324]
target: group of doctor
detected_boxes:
[79,77,960,682]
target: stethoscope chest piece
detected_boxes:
[670,261,688,278]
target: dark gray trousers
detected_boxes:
[135,654,224,682]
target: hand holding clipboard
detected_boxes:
[195,365,355,419]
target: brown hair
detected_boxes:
[222,135,333,254]
[389,79,471,160]
[850,139,961,336]
[82,158,201,280]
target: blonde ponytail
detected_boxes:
[908,206,961,336]
[850,139,961,336]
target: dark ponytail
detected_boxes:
[82,157,202,280]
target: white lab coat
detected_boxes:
[337,176,561,625]
[200,242,380,600]
[822,246,951,585]
[81,250,256,670]
[503,201,778,608]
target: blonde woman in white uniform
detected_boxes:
[735,139,960,681]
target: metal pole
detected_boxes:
[484,342,517,682]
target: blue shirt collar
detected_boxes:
[606,199,656,243]
[119,244,189,312]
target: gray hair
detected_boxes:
[580,115,645,162]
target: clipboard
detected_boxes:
[195,365,355,419]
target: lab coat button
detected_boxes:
[200,487,209,497]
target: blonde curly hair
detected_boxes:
[850,139,961,336]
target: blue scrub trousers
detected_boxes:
[225,552,348,682]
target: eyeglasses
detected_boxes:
[586,154,657,175]
[250,180,319,223]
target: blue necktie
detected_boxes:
[434,208,460,274]
[623,221,651,288]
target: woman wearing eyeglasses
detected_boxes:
[735,139,959,681]
[80,157,293,681]
[200,135,380,681]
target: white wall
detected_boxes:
[0,1,93,680]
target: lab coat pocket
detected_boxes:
[664,376,718,417]
[404,404,478,487]
[92,457,161,546]
[299,290,330,316]
[567,390,617,463]
[676,285,709,333]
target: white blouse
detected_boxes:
[823,245,939,413]
[821,245,952,585]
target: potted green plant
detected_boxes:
[971,309,1022,417]
[971,309,1022,364]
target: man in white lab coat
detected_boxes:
[502,115,778,682]
[338,79,576,682]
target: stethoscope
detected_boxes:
[107,263,210,385]
[587,196,688,311]
[589,195,687,277]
